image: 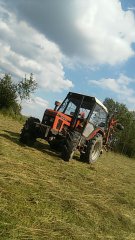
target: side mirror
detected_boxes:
[54,101,61,111]
[116,123,124,131]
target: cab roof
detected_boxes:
[68,92,108,113]
[95,97,108,113]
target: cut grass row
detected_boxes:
[0,114,135,239]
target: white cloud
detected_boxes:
[74,0,135,65]
[89,74,135,107]
[3,0,135,66]
[0,5,73,92]
[22,97,49,119]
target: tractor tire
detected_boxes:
[20,117,40,146]
[82,134,103,163]
[49,138,62,151]
[49,140,59,150]
[61,131,81,161]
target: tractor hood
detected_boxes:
[42,109,71,124]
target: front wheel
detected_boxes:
[84,134,103,163]
[61,131,81,161]
[20,117,40,146]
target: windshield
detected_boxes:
[58,93,95,118]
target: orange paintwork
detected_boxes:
[88,127,104,140]
[105,118,118,144]
[52,112,71,132]
[45,109,83,132]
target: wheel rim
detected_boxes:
[91,141,101,162]
[69,151,74,160]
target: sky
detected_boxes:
[0,0,135,119]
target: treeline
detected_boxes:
[104,98,135,158]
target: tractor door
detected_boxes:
[83,104,108,139]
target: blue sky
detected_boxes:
[0,0,135,119]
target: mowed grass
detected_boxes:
[0,114,135,240]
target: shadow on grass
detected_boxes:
[0,130,60,159]
[0,130,92,165]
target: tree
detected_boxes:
[0,74,17,109]
[0,73,37,114]
[103,98,135,157]
[16,73,37,101]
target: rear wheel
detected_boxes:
[20,117,40,146]
[62,131,81,161]
[82,134,103,163]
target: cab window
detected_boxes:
[90,104,107,127]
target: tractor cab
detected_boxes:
[41,92,108,138]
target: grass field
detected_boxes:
[0,113,135,240]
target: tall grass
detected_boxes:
[0,108,27,122]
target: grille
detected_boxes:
[56,119,63,130]
[42,115,54,126]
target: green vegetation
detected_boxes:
[0,109,27,123]
[0,114,135,240]
[0,73,37,115]
[104,98,135,157]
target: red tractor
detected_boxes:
[20,92,123,163]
